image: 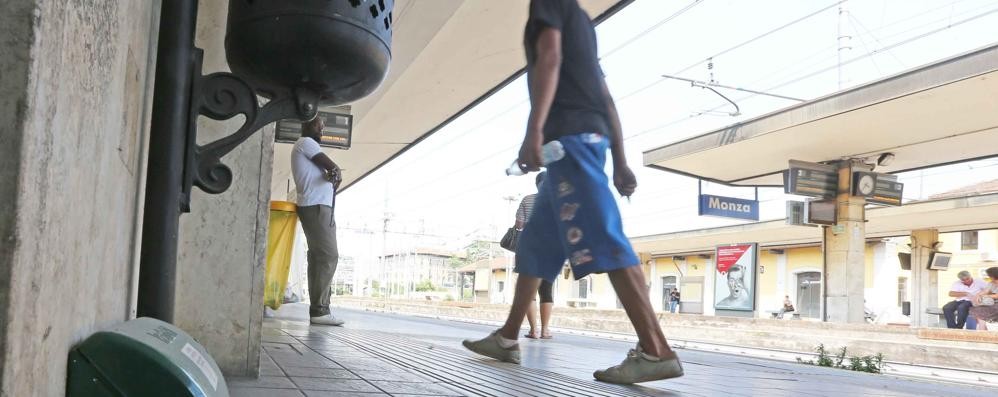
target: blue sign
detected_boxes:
[698,194,759,221]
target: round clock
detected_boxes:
[858,174,876,196]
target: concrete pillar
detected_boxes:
[703,259,716,316]
[649,259,661,311]
[0,1,160,394]
[909,229,940,327]
[173,0,273,377]
[823,161,867,324]
[776,253,788,302]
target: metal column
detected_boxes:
[137,0,198,322]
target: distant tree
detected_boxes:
[415,279,436,292]
[464,240,502,262]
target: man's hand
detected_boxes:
[325,168,343,190]
[613,164,637,198]
[517,131,544,172]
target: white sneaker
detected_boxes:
[593,345,684,384]
[310,314,345,326]
[462,330,521,364]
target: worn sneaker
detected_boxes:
[593,346,684,384]
[462,330,521,364]
[310,314,345,326]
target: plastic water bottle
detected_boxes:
[505,141,565,176]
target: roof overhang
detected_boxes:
[271,0,632,197]
[643,43,998,187]
[631,193,998,256]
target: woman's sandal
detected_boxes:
[524,331,539,339]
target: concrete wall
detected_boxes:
[173,0,273,378]
[0,0,160,394]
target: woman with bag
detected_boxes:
[969,267,998,330]
[507,173,555,339]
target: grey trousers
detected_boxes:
[297,204,338,317]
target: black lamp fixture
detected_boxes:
[877,152,896,167]
[138,0,394,322]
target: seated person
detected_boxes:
[778,295,795,319]
[942,271,988,329]
[969,267,998,331]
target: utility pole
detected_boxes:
[380,211,392,301]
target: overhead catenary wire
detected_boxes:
[599,0,705,59]
[659,74,807,102]
[672,0,846,76]
[626,5,998,144]
[741,6,998,99]
[609,0,846,110]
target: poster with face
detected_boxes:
[714,244,757,311]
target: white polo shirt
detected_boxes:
[950,279,988,302]
[291,137,334,207]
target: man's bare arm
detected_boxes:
[949,291,969,298]
[527,28,562,137]
[309,152,339,173]
[600,80,626,167]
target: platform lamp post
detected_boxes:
[138,0,394,322]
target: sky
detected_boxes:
[333,0,998,258]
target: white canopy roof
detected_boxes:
[631,193,998,256]
[643,43,998,187]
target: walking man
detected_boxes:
[463,0,683,384]
[292,116,345,326]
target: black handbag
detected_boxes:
[500,227,519,252]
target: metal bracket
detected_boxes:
[180,48,319,211]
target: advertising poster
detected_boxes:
[714,243,757,311]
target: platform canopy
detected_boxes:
[270,0,631,197]
[631,193,998,257]
[643,43,998,187]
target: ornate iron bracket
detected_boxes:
[180,48,319,211]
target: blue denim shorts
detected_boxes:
[514,133,639,282]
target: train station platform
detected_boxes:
[226,304,991,397]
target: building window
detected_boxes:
[961,231,979,251]
[796,272,821,319]
[578,278,589,300]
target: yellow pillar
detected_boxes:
[822,160,867,323]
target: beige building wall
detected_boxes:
[0,1,160,394]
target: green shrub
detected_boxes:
[797,344,884,374]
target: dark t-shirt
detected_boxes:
[525,0,610,142]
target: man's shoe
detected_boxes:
[593,346,683,384]
[462,330,521,364]
[310,314,345,326]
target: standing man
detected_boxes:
[463,0,683,384]
[942,271,988,329]
[292,116,345,326]
[669,289,681,314]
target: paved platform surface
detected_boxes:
[227,305,990,396]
